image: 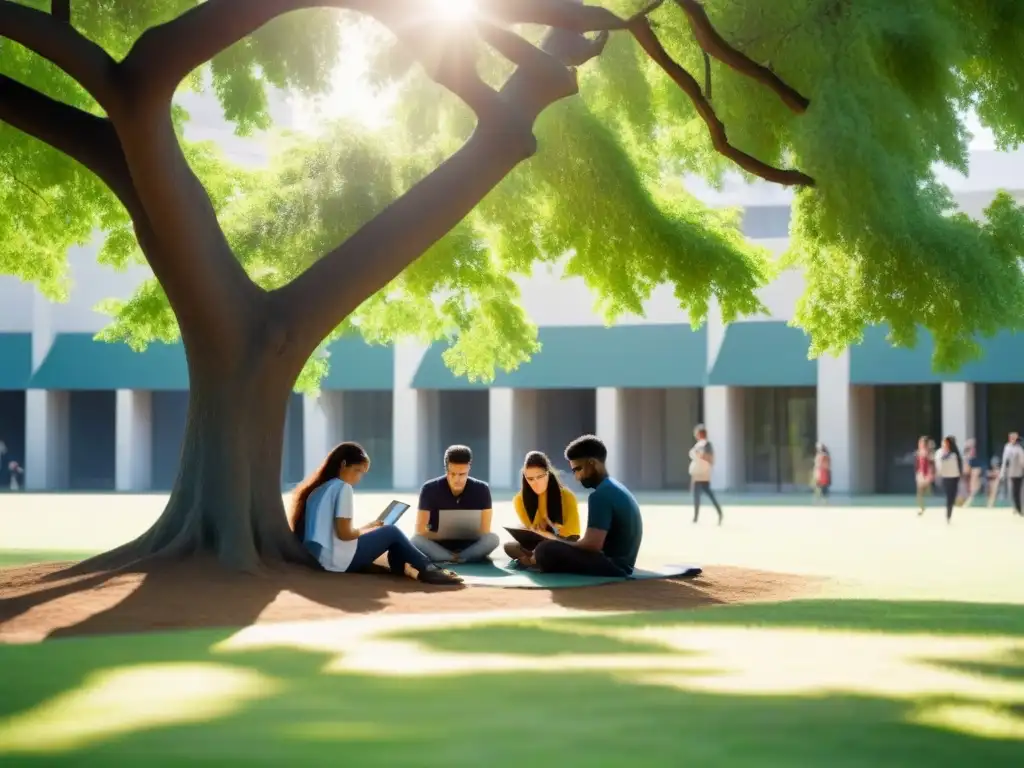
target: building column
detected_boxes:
[302,393,331,477]
[488,388,515,489]
[942,382,976,444]
[393,342,431,489]
[816,352,852,493]
[704,386,743,490]
[24,390,69,490]
[704,298,742,490]
[115,390,152,491]
[816,353,880,494]
[596,387,625,477]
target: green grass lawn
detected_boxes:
[1,495,1023,765]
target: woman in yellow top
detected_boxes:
[504,451,581,564]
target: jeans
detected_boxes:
[346,525,431,574]
[693,481,723,523]
[942,477,959,522]
[412,533,500,563]
[533,539,627,577]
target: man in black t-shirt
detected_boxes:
[412,444,499,563]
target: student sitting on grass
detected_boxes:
[412,444,500,564]
[504,451,581,565]
[519,435,643,577]
[289,442,462,585]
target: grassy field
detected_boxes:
[1,494,1022,765]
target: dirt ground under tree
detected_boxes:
[0,559,832,644]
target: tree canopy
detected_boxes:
[5,0,1024,382]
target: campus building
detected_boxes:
[3,94,1024,495]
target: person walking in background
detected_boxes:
[688,424,723,525]
[812,443,831,504]
[987,455,1003,507]
[962,439,984,507]
[914,436,935,515]
[1000,431,1024,516]
[935,436,963,523]
[7,460,23,491]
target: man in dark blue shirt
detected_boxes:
[412,444,499,563]
[527,434,643,576]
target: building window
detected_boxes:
[744,387,817,490]
[873,384,941,493]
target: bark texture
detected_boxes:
[86,348,312,572]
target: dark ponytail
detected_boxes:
[288,442,369,539]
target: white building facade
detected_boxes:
[3,100,1024,495]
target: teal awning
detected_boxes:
[320,336,394,390]
[412,324,707,390]
[851,326,1024,385]
[709,321,816,387]
[30,333,188,390]
[28,333,395,392]
[0,333,32,389]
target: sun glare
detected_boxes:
[432,0,477,23]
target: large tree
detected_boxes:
[3,0,1024,571]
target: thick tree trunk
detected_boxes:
[78,334,314,574]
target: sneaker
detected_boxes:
[418,566,463,585]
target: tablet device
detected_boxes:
[376,500,410,526]
[504,527,549,550]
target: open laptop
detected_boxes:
[434,508,483,538]
[376,500,411,526]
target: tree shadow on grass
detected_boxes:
[0,556,448,642]
[545,598,1024,637]
[540,574,721,612]
[0,599,1022,766]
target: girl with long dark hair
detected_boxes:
[289,442,462,584]
[504,451,580,563]
[935,435,963,523]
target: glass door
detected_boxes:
[873,384,941,493]
[744,387,818,491]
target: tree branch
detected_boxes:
[629,18,814,186]
[0,75,257,349]
[275,26,604,353]
[1,163,50,208]
[477,0,653,32]
[0,0,118,109]
[476,22,577,94]
[674,0,809,114]
[51,0,70,24]
[120,0,664,105]
[382,24,508,121]
[121,0,321,103]
[0,75,133,200]
[703,51,712,101]
[111,113,262,343]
